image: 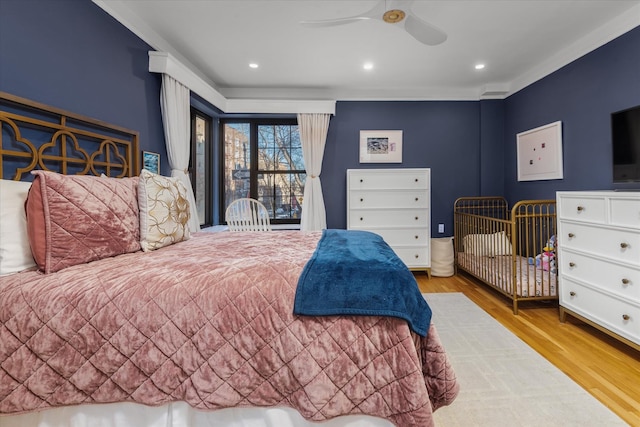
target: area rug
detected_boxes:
[426,293,627,427]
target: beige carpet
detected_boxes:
[426,293,627,427]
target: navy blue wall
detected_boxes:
[504,26,640,201]
[2,0,638,231]
[322,101,482,232]
[479,100,505,196]
[0,0,167,175]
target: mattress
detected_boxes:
[457,252,557,297]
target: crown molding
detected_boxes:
[225,99,336,115]
[96,0,639,104]
[148,52,336,114]
[508,4,640,96]
[148,52,228,111]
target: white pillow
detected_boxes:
[492,231,513,256]
[0,179,36,275]
[463,231,513,256]
[138,169,191,252]
[463,233,493,256]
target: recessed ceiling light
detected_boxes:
[475,63,485,70]
[249,63,259,69]
[363,62,374,71]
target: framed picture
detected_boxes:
[516,121,563,181]
[142,151,160,174]
[359,130,403,163]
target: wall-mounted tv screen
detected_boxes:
[612,105,640,183]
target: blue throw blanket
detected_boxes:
[294,229,432,337]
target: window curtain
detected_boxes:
[297,113,330,231]
[160,74,200,232]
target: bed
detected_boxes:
[454,196,558,314]
[0,92,459,427]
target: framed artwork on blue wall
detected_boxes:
[142,151,160,174]
[359,130,403,163]
[516,121,563,181]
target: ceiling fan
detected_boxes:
[299,0,447,46]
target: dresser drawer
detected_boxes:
[348,170,429,190]
[559,221,640,265]
[558,195,606,223]
[561,279,640,345]
[610,197,640,229]
[559,249,640,300]
[368,228,429,246]
[349,190,428,209]
[393,246,430,268]
[349,209,428,228]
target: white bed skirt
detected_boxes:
[0,402,394,427]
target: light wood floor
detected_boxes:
[417,272,640,427]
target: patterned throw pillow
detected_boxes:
[138,169,191,252]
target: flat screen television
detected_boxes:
[612,105,640,183]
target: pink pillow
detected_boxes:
[25,171,140,273]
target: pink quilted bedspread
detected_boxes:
[0,231,458,426]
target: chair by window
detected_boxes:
[225,198,272,231]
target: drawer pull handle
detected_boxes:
[568,233,575,238]
[360,198,363,202]
[620,242,629,249]
[622,314,630,321]
[415,197,419,202]
[569,262,576,268]
[415,216,419,221]
[360,217,363,221]
[360,179,363,183]
[569,291,576,297]
[415,235,419,239]
[415,254,419,259]
[415,178,419,182]
[576,206,584,212]
[622,278,630,285]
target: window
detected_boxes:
[222,119,305,224]
[191,108,212,227]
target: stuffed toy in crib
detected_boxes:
[528,235,557,273]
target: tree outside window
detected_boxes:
[222,119,305,224]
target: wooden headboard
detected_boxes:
[0,91,139,180]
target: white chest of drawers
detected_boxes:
[347,168,431,275]
[556,191,640,350]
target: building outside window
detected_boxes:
[222,119,305,225]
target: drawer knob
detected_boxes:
[569,291,576,297]
[622,278,630,285]
[622,314,630,321]
[415,197,419,202]
[576,206,584,212]
[569,262,576,268]
[415,216,419,220]
[415,235,419,239]
[360,217,363,221]
[415,178,419,182]
[360,198,364,202]
[360,179,363,183]
[568,233,575,238]
[415,254,419,259]
[620,242,629,249]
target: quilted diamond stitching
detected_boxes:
[29,172,140,273]
[0,231,458,426]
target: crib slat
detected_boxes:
[454,197,557,314]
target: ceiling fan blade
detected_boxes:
[300,1,384,28]
[404,13,447,45]
[300,0,447,46]
[299,16,371,28]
